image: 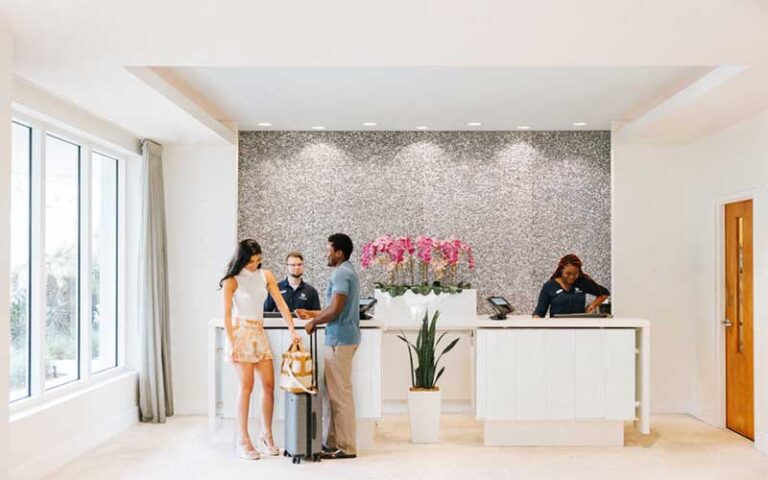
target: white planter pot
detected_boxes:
[407,389,442,443]
[374,289,477,327]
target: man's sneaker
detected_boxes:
[321,448,357,460]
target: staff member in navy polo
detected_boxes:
[263,251,321,312]
[533,253,610,318]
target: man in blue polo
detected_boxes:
[263,251,321,313]
[297,233,360,460]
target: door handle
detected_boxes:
[738,319,744,353]
[723,318,733,327]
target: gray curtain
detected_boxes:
[138,139,174,423]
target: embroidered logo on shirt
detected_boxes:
[300,293,307,300]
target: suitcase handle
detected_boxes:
[311,411,317,439]
[310,329,318,388]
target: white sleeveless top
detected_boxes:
[232,268,268,320]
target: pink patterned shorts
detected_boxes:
[227,319,273,364]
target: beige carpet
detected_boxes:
[46,414,768,479]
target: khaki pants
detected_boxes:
[323,344,358,454]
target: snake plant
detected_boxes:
[396,310,460,390]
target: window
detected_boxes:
[91,152,118,372]
[44,135,81,389]
[10,122,31,402]
[9,117,123,404]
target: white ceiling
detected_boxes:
[171,66,711,131]
[3,0,767,144]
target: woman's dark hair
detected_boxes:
[328,233,354,260]
[550,253,595,282]
[219,239,262,288]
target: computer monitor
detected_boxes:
[360,297,377,320]
[263,311,295,318]
[487,296,514,320]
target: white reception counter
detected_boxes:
[474,315,650,446]
[209,315,649,447]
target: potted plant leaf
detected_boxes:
[397,310,460,443]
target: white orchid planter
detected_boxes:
[373,289,477,327]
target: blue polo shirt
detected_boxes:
[533,276,610,317]
[324,261,360,346]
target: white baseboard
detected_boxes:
[10,405,139,480]
[755,432,768,456]
[687,401,720,427]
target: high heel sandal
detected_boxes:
[257,434,280,456]
[236,437,261,460]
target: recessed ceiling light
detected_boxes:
[573,122,588,127]
[257,122,272,127]
[311,126,326,130]
[415,126,429,130]
[363,122,377,127]
[517,126,531,130]
[467,122,482,127]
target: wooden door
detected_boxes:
[725,199,754,439]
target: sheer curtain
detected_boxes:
[138,139,174,423]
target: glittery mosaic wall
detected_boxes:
[238,131,610,314]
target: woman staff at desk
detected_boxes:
[533,254,610,318]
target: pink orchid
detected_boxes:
[396,236,415,255]
[415,235,434,264]
[372,234,394,254]
[361,242,375,269]
[388,236,414,265]
[438,238,460,266]
[389,243,406,264]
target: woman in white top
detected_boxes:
[220,239,300,460]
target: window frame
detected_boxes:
[9,112,127,412]
[9,120,33,402]
[89,150,121,374]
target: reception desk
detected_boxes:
[475,316,650,446]
[209,315,649,448]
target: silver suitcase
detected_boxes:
[283,331,322,464]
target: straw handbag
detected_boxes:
[279,341,315,394]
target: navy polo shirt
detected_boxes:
[533,276,610,317]
[263,278,321,312]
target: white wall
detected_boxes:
[12,78,141,158]
[9,373,138,479]
[6,74,144,477]
[1,15,13,479]
[612,142,696,413]
[613,111,768,453]
[164,144,238,414]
